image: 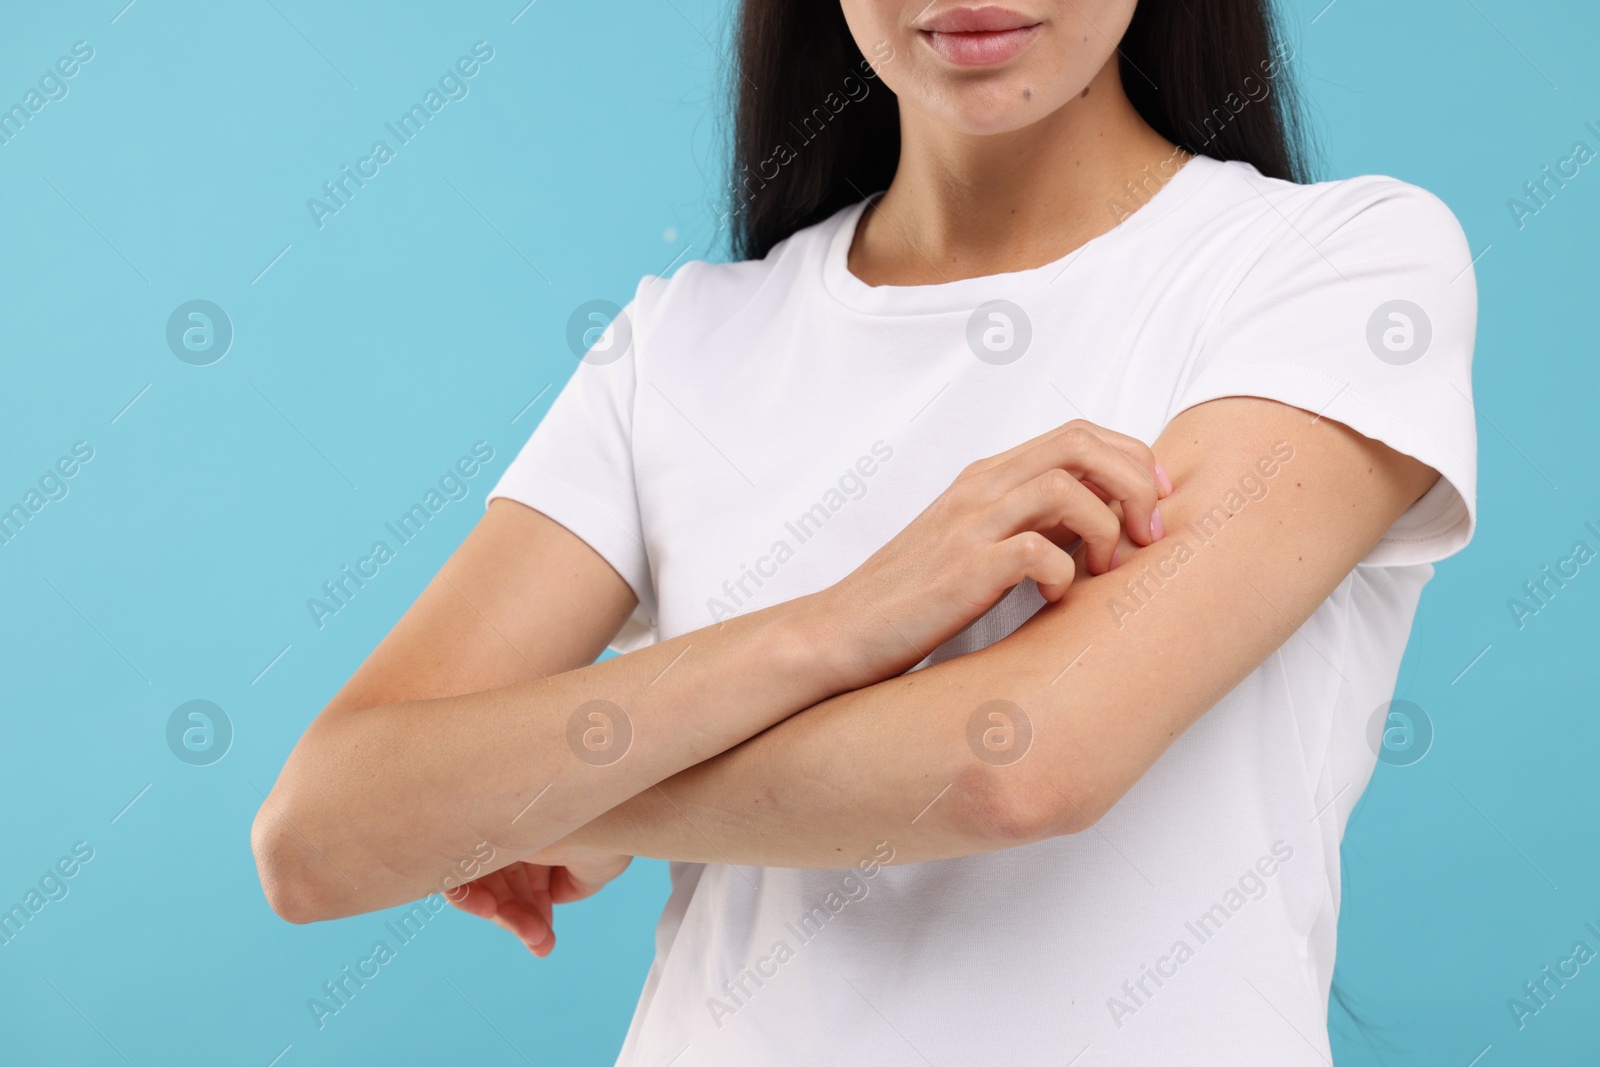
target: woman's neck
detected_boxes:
[849,59,1186,287]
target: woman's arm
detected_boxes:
[252,426,1163,922]
[540,396,1441,868]
[249,499,840,922]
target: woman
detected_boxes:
[254,1,1477,1062]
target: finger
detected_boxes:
[490,866,549,942]
[963,420,1168,499]
[522,863,555,934]
[1068,422,1169,499]
[1079,479,1112,504]
[984,531,1078,603]
[451,872,550,953]
[441,879,476,908]
[550,865,611,904]
[551,851,633,904]
[981,469,1127,576]
[502,863,557,946]
[964,421,1166,536]
[483,866,552,950]
[960,419,1085,475]
[445,880,499,920]
[473,869,517,913]
[549,867,592,905]
[501,861,535,903]
[986,427,1163,548]
[490,899,555,955]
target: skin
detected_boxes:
[252,0,1440,958]
[842,0,1174,285]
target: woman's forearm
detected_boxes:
[550,698,1035,871]
[549,616,1069,870]
[551,404,1429,871]
[252,591,851,922]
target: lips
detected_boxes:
[918,5,1042,67]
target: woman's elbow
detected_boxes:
[251,710,391,922]
[955,760,1104,846]
[251,796,340,924]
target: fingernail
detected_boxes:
[1111,548,1120,570]
[1155,464,1173,495]
[1150,508,1165,540]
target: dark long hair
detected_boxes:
[728,0,1311,261]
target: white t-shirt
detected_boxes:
[488,153,1477,1065]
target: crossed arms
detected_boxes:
[251,395,1436,922]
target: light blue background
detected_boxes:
[0,1,1593,1064]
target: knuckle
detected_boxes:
[1012,532,1048,563]
[1060,426,1094,451]
[1039,467,1076,499]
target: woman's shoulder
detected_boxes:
[627,201,860,331]
[1198,157,1471,262]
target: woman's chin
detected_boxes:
[920,91,1053,138]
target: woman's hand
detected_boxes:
[813,419,1171,686]
[445,849,633,956]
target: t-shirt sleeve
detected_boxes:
[486,294,659,643]
[1168,177,1479,567]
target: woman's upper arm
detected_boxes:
[976,394,1441,830]
[319,498,638,716]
